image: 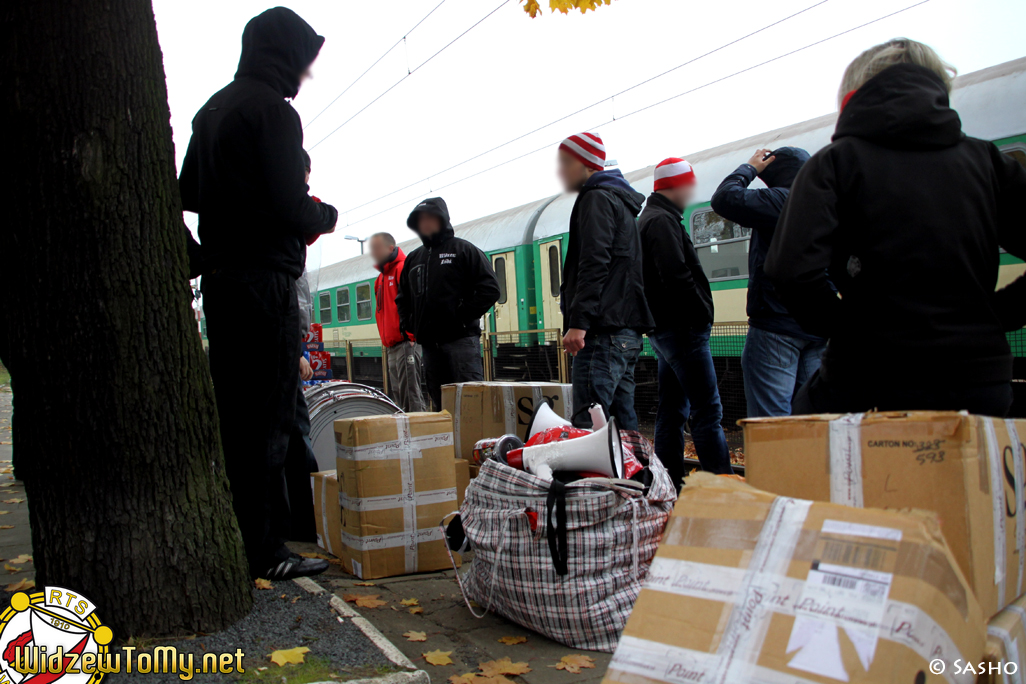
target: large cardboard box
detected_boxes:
[441,382,573,460]
[603,473,985,684]
[334,412,460,579]
[981,593,1026,684]
[743,412,1025,619]
[312,470,342,558]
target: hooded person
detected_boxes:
[178,7,337,580]
[371,232,427,412]
[766,38,1026,416]
[395,197,500,409]
[557,132,654,431]
[710,146,827,418]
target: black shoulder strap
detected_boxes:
[545,479,569,576]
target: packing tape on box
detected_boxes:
[340,527,445,552]
[319,475,339,557]
[454,385,464,456]
[987,624,1023,684]
[985,417,1010,609]
[339,487,457,512]
[1007,419,1026,597]
[828,413,865,507]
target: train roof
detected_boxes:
[311,56,1026,292]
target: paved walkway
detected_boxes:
[0,391,34,592]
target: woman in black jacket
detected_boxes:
[765,39,1026,416]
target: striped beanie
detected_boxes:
[559,132,606,171]
[653,158,696,191]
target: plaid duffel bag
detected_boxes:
[458,432,676,652]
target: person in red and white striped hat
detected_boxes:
[639,158,732,490]
[556,132,654,431]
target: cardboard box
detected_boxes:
[303,323,323,345]
[335,412,460,579]
[310,350,333,380]
[312,470,342,558]
[603,473,985,684]
[442,382,573,459]
[743,412,1026,618]
[455,458,470,507]
[980,593,1026,684]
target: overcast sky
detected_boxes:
[154,0,1026,272]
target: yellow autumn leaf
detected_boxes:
[355,595,388,609]
[497,636,527,645]
[5,579,33,592]
[479,658,532,677]
[403,630,428,642]
[449,674,482,684]
[3,564,18,574]
[424,650,453,666]
[354,582,376,586]
[0,526,13,530]
[299,552,331,560]
[254,578,273,590]
[268,646,310,667]
[400,597,420,606]
[551,655,596,674]
[409,606,424,615]
[9,555,31,565]
[522,0,542,17]
[2,499,23,505]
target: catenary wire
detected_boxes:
[308,0,510,150]
[338,0,931,230]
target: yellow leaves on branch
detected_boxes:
[424,650,454,666]
[550,655,596,674]
[522,0,615,18]
[268,646,310,667]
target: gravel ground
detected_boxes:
[106,580,392,683]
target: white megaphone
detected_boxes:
[519,417,621,482]
[526,402,607,441]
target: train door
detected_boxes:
[491,251,517,334]
[538,239,563,334]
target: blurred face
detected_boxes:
[661,184,696,210]
[304,169,310,184]
[369,236,393,264]
[418,213,442,237]
[557,151,592,193]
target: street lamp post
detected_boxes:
[345,235,368,254]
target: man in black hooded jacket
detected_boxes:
[766,57,1026,415]
[396,197,500,409]
[179,7,337,580]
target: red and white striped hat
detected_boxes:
[653,158,696,191]
[559,132,606,171]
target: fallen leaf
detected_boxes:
[400,597,420,606]
[479,658,532,677]
[3,564,18,573]
[424,650,453,666]
[0,512,9,516]
[5,579,33,592]
[449,674,482,684]
[9,555,30,565]
[254,579,273,590]
[355,595,388,609]
[354,582,376,586]
[497,636,527,645]
[268,646,310,667]
[403,630,428,642]
[291,596,301,604]
[550,655,596,674]
[299,552,331,560]
[2,499,23,505]
[342,593,362,603]
[409,607,424,615]
[0,526,13,530]
[280,594,287,599]
[0,442,11,446]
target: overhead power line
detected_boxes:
[309,0,510,150]
[304,0,448,129]
[339,0,931,230]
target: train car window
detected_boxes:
[336,288,351,323]
[494,257,508,305]
[319,292,332,324]
[690,208,750,245]
[356,284,372,321]
[1002,145,1026,169]
[548,246,561,297]
[695,238,750,283]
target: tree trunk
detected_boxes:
[0,0,252,635]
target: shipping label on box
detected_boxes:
[743,412,1026,619]
[603,473,985,684]
[335,412,460,579]
[981,593,1026,684]
[311,470,342,558]
[310,350,333,380]
[441,382,572,459]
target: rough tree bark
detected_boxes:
[0,0,252,635]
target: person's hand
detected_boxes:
[563,328,587,356]
[747,148,776,174]
[299,356,313,381]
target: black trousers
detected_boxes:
[793,368,1013,417]
[422,335,484,410]
[285,386,317,543]
[203,269,299,576]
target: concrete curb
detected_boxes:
[293,576,431,684]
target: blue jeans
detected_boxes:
[741,326,826,417]
[571,328,642,431]
[650,327,732,488]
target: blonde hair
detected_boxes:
[838,38,956,107]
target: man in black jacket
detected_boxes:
[178,8,337,580]
[711,147,825,417]
[640,158,731,487]
[396,197,500,409]
[766,41,1026,415]
[558,132,654,430]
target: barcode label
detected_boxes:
[820,574,858,590]
[819,538,894,570]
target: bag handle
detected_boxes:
[440,510,520,619]
[545,479,569,576]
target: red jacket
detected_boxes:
[375,248,413,347]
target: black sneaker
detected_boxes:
[262,554,329,580]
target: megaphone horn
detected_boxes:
[520,418,622,482]
[525,401,572,441]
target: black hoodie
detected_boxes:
[765,63,1026,388]
[179,7,338,279]
[395,198,501,345]
[561,169,655,334]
